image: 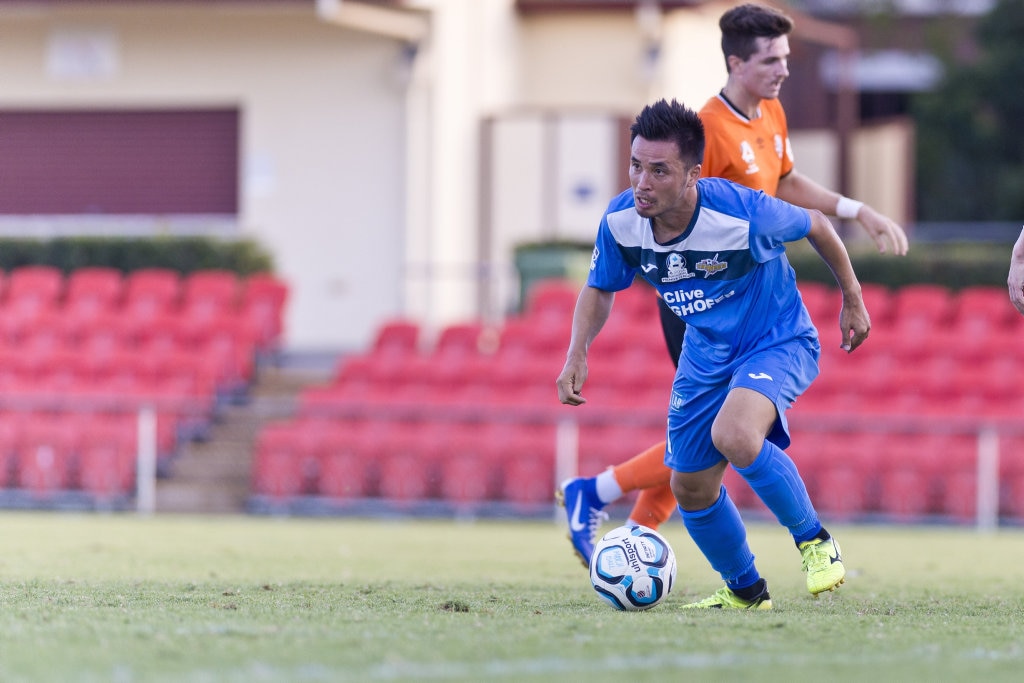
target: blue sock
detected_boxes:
[735,441,821,545]
[680,486,760,590]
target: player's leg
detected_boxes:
[557,441,669,568]
[665,378,771,610]
[611,440,671,490]
[626,482,678,529]
[557,296,683,568]
[672,469,772,610]
[716,344,845,596]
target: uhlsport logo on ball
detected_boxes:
[589,524,676,611]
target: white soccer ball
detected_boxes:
[589,524,677,611]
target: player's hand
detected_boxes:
[1009,264,1024,315]
[839,295,871,352]
[556,359,588,406]
[857,205,909,256]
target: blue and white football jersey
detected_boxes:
[587,177,818,376]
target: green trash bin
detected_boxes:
[513,241,593,312]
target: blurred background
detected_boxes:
[0,0,1020,522]
[0,0,1019,353]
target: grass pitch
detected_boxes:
[0,512,1023,682]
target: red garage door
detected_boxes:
[0,109,238,215]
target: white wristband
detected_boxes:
[836,196,864,220]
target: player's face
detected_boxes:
[735,35,790,101]
[629,137,696,221]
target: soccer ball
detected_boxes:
[589,524,677,611]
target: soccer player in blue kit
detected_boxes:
[556,99,870,608]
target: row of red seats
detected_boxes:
[802,281,1024,336]
[0,411,147,503]
[249,414,1024,524]
[0,266,288,357]
[730,430,1024,523]
[364,279,1017,365]
[249,278,1022,517]
[0,268,289,506]
[0,312,257,399]
[251,417,560,505]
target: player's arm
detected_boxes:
[777,169,909,256]
[803,209,870,353]
[556,286,615,406]
[1008,226,1024,316]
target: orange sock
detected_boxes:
[627,484,678,531]
[610,441,671,492]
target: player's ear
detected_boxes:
[687,163,702,185]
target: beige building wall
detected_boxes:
[0,2,410,353]
[0,0,913,355]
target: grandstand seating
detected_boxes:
[247,279,1023,524]
[0,267,289,510]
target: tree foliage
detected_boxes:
[912,0,1024,221]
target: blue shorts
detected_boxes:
[664,339,819,473]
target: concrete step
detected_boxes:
[153,366,315,514]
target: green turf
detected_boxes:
[1,512,1023,682]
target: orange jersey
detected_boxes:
[699,94,794,196]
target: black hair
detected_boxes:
[629,99,704,168]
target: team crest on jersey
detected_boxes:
[662,252,696,283]
[590,245,599,271]
[696,254,728,278]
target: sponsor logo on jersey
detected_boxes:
[695,254,728,278]
[590,245,599,271]
[661,253,695,283]
[740,139,759,175]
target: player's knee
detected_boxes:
[669,471,718,511]
[710,421,761,467]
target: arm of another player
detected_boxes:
[556,286,615,406]
[777,170,909,256]
[803,209,871,353]
[1008,226,1024,316]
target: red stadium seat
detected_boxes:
[875,433,943,520]
[999,434,1024,520]
[431,321,488,357]
[495,318,566,361]
[369,319,420,357]
[488,423,557,504]
[240,272,289,354]
[812,433,886,518]
[437,423,506,504]
[123,268,182,324]
[65,267,124,317]
[15,415,82,496]
[890,284,954,336]
[952,286,1021,336]
[77,418,137,500]
[375,425,444,501]
[523,278,578,323]
[313,418,377,499]
[180,269,240,327]
[858,283,894,327]
[3,265,64,315]
[933,433,983,523]
[251,422,314,499]
[798,280,837,328]
[0,412,22,488]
